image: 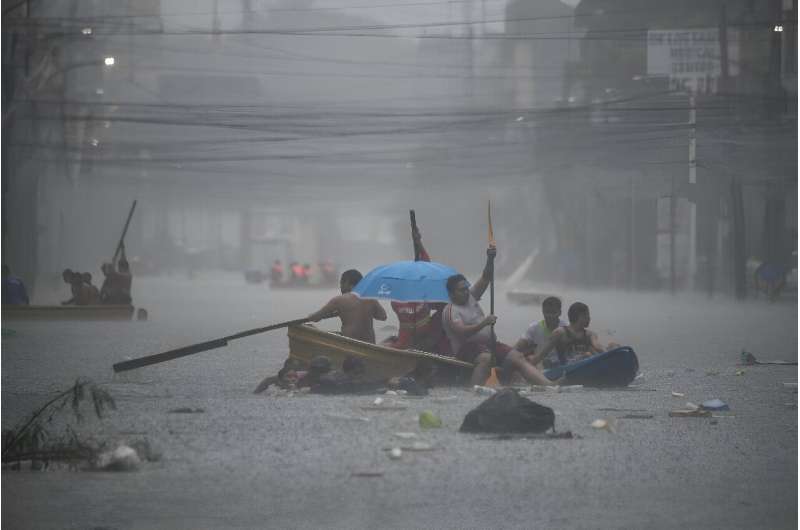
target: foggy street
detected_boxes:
[2,0,797,528]
[2,274,798,529]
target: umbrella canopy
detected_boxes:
[352,260,461,303]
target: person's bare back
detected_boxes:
[329,293,386,343]
[307,269,387,344]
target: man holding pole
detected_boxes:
[101,244,133,305]
[441,210,560,387]
[442,244,511,386]
[382,214,448,352]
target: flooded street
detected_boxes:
[2,274,796,529]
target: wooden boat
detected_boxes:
[2,304,137,321]
[288,324,473,380]
[506,290,556,306]
[543,346,639,387]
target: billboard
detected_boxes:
[647,29,739,93]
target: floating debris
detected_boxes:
[167,407,205,414]
[669,409,711,418]
[388,448,403,460]
[383,442,436,452]
[671,392,685,397]
[96,445,140,472]
[419,410,443,429]
[591,419,615,432]
[393,432,418,440]
[620,414,654,419]
[701,399,730,411]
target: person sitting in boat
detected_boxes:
[382,228,448,353]
[307,269,387,343]
[117,253,133,301]
[100,247,133,305]
[81,272,102,304]
[513,296,568,369]
[270,260,284,284]
[289,262,305,285]
[441,244,513,386]
[442,245,558,387]
[529,302,616,367]
[2,264,29,305]
[61,269,99,306]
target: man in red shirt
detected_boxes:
[382,228,449,353]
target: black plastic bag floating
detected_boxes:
[459,388,555,434]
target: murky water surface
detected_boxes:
[2,274,797,529]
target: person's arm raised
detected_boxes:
[413,228,431,262]
[470,245,496,299]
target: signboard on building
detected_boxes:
[647,29,739,93]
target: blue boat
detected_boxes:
[543,347,639,387]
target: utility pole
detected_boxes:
[719,1,729,94]
[688,95,697,290]
[670,174,676,295]
[629,172,636,290]
[718,0,747,298]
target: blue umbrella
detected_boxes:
[352,260,461,303]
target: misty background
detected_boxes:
[3,0,797,300]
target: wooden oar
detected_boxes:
[487,200,497,354]
[112,200,137,265]
[113,315,335,372]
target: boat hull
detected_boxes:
[2,305,136,321]
[543,347,639,387]
[288,324,472,380]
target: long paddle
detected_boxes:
[112,200,137,265]
[487,200,496,355]
[410,209,420,261]
[112,314,335,372]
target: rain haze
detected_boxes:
[1,0,797,529]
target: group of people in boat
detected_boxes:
[270,259,338,286]
[259,229,618,392]
[61,246,133,306]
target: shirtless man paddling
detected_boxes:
[307,269,387,343]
